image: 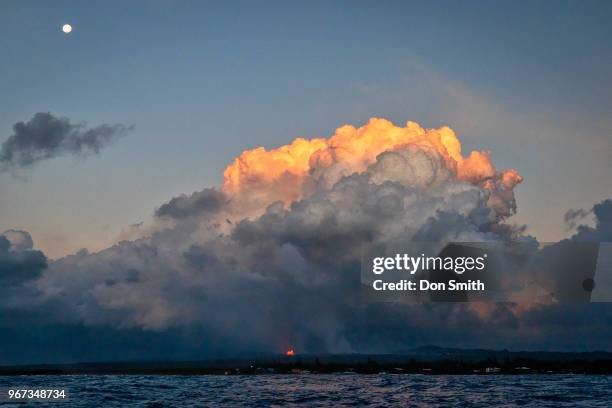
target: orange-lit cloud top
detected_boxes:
[222,118,522,214]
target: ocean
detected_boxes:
[1,374,610,407]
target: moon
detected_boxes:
[62,24,72,34]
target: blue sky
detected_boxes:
[1,0,611,257]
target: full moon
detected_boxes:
[62,24,72,34]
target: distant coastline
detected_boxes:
[2,347,611,375]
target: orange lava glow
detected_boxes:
[221,118,522,208]
[286,348,295,356]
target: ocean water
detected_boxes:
[0,374,610,407]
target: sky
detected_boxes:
[1,0,611,258]
[1,1,612,363]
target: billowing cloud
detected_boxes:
[0,112,132,172]
[34,119,525,344]
[2,117,611,362]
[221,118,522,217]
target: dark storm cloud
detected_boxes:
[0,112,132,172]
[155,188,227,219]
[0,231,47,287]
[571,199,612,241]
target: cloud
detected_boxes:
[1,229,34,251]
[33,119,526,350]
[156,188,227,219]
[0,112,132,173]
[221,118,522,218]
[2,117,611,362]
[564,208,592,229]
[570,199,612,242]
[0,230,47,287]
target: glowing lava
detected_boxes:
[286,348,295,356]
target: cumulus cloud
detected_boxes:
[32,118,528,351]
[0,112,132,172]
[3,117,611,361]
[221,118,522,217]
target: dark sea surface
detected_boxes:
[0,374,610,407]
